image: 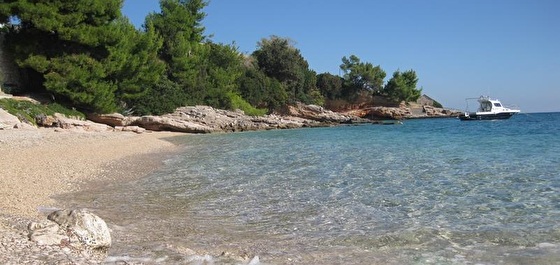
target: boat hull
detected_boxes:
[458,112,517,121]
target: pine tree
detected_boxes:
[148,0,209,105]
[4,0,163,113]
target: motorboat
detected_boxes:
[458,96,520,120]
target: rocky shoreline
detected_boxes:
[3,101,459,134]
[84,103,459,133]
[85,103,371,134]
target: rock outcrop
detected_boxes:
[85,103,364,133]
[135,114,216,133]
[0,108,22,129]
[280,103,357,123]
[0,108,36,130]
[86,112,132,127]
[351,105,461,120]
[366,106,412,120]
[36,113,113,132]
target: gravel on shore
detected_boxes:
[0,128,184,264]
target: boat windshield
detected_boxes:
[494,102,502,107]
[479,101,492,112]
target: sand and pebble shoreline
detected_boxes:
[0,128,184,264]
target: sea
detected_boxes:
[59,112,560,265]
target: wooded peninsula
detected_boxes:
[0,0,433,118]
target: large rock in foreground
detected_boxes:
[28,209,111,250]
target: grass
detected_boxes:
[0,98,85,125]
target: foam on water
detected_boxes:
[60,113,560,264]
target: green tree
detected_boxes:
[339,55,386,99]
[202,42,244,109]
[128,76,186,115]
[107,18,165,109]
[252,36,315,103]
[5,0,125,112]
[316,73,343,100]
[383,69,422,103]
[148,0,209,104]
[301,69,322,105]
[237,64,287,111]
[3,0,162,113]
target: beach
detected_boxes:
[0,128,183,263]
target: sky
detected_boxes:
[122,0,560,113]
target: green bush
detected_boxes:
[228,92,267,116]
[125,77,187,115]
[0,98,85,125]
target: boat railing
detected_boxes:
[463,97,481,113]
[503,103,520,111]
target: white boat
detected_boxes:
[458,96,520,120]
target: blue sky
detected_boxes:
[123,0,559,113]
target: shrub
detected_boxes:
[228,92,267,116]
[0,98,85,125]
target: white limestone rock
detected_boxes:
[0,108,21,129]
[47,209,112,249]
[28,220,69,246]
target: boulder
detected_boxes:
[28,221,69,246]
[134,115,216,133]
[87,113,137,127]
[281,103,353,123]
[367,107,411,120]
[29,209,111,251]
[54,113,112,132]
[13,122,36,129]
[115,125,146,134]
[35,113,58,127]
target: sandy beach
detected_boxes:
[0,128,184,263]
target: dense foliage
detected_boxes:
[252,36,322,105]
[384,70,422,103]
[0,0,426,116]
[339,55,386,99]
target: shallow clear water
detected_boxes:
[62,113,560,264]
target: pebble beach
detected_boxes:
[0,128,183,264]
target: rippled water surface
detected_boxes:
[62,113,560,264]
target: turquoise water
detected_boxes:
[64,113,560,264]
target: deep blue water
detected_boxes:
[63,113,560,264]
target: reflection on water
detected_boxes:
[60,114,560,264]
